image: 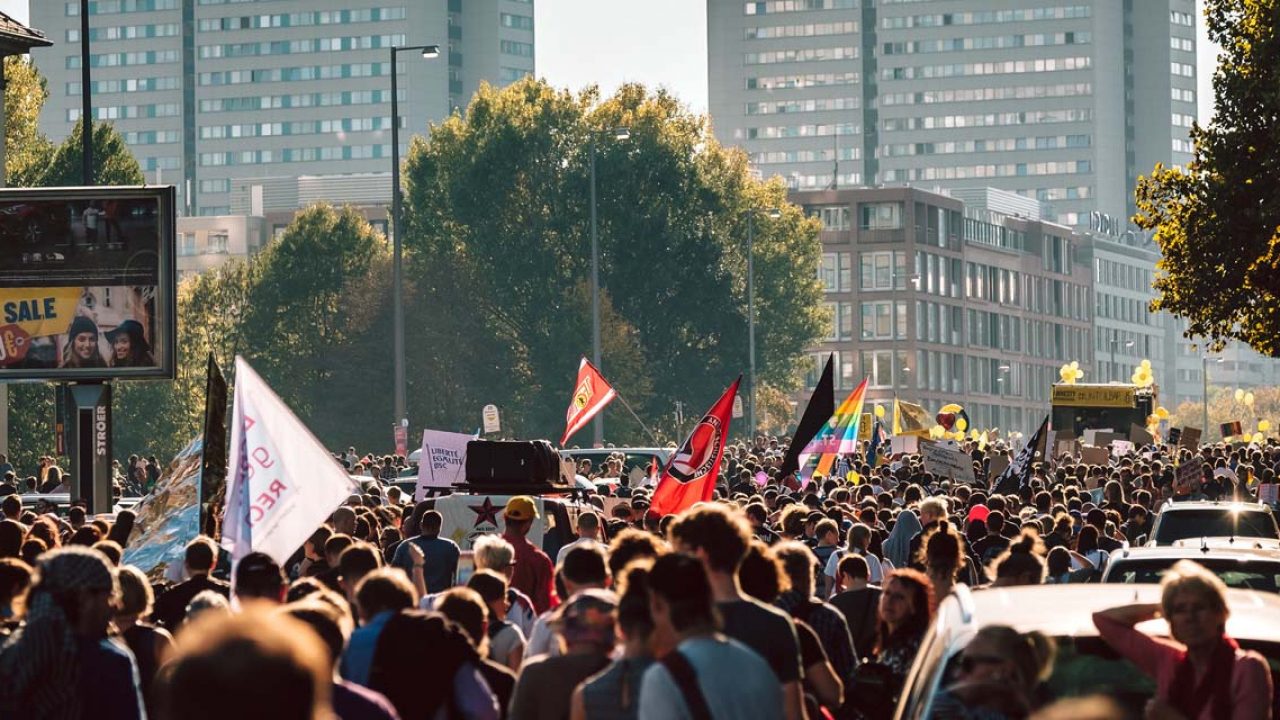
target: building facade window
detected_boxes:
[859,202,902,230]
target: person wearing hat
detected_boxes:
[510,588,617,720]
[0,546,145,719]
[502,496,556,614]
[62,315,107,368]
[105,320,155,368]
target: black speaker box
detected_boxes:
[465,440,562,484]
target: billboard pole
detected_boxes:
[79,0,92,184]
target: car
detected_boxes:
[1147,500,1280,546]
[1102,541,1280,593]
[893,583,1280,720]
[561,446,671,482]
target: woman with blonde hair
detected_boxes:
[116,564,175,714]
[930,625,1056,719]
[1094,560,1271,720]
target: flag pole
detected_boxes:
[612,391,661,446]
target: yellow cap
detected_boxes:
[504,495,539,522]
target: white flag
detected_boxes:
[223,357,361,564]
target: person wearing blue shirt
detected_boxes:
[340,568,418,687]
[391,510,459,594]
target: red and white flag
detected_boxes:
[650,377,741,517]
[560,357,617,446]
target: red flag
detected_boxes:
[561,357,618,446]
[650,377,741,517]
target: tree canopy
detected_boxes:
[1134,0,1280,355]
[403,79,826,444]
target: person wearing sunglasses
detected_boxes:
[927,625,1056,719]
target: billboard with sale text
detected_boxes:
[0,186,176,380]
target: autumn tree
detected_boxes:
[1134,0,1280,354]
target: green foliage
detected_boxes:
[1134,0,1280,355]
[37,118,144,187]
[2,56,53,188]
[404,79,825,442]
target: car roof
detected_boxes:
[561,447,671,456]
[1110,544,1280,562]
[942,584,1280,643]
[1158,500,1270,512]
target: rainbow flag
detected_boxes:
[799,378,867,487]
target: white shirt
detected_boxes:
[825,547,887,586]
[555,536,604,567]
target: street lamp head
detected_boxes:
[613,127,631,141]
[421,45,441,59]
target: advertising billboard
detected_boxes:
[0,186,177,380]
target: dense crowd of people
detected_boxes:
[0,432,1275,719]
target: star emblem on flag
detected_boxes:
[470,497,501,527]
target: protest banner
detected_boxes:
[1221,421,1243,440]
[1167,428,1183,446]
[890,435,919,455]
[1082,429,1112,447]
[1080,446,1110,466]
[1111,440,1135,458]
[1129,423,1154,446]
[1180,427,1201,449]
[415,429,476,500]
[1175,457,1204,495]
[921,441,976,484]
[123,436,203,579]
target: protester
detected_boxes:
[159,606,332,720]
[570,563,657,720]
[437,587,519,717]
[153,536,229,629]
[342,568,417,686]
[473,533,539,637]
[526,541,610,658]
[511,589,618,720]
[235,551,288,604]
[1094,560,1272,720]
[637,553,784,720]
[930,625,1057,719]
[503,496,556,614]
[557,511,604,566]
[391,510,459,594]
[773,540,857,681]
[115,564,175,715]
[873,569,935,688]
[468,569,527,671]
[829,553,882,661]
[369,609,500,720]
[0,546,145,719]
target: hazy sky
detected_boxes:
[0,0,1221,123]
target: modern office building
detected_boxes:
[709,0,1196,226]
[29,0,535,216]
[794,185,1094,432]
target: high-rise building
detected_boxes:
[794,185,1094,432]
[30,0,535,216]
[709,0,1195,226]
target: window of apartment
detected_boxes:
[860,202,902,230]
[861,301,906,340]
[178,233,196,256]
[860,251,907,290]
[500,13,533,30]
[818,252,852,292]
[207,232,229,254]
[862,349,908,389]
[806,204,849,230]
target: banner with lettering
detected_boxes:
[222,356,362,564]
[415,429,477,500]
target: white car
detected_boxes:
[1147,500,1280,546]
[893,583,1280,719]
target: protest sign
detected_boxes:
[1180,427,1201,449]
[1054,439,1076,459]
[1081,446,1110,466]
[1129,423,1154,446]
[415,429,475,500]
[482,404,501,434]
[1175,457,1204,496]
[921,441,976,484]
[1167,428,1182,446]
[889,435,918,455]
[1082,429,1112,447]
[1111,440,1135,458]
[987,454,1010,479]
[1221,421,1243,439]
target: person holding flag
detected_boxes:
[649,377,741,518]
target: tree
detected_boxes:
[1168,386,1280,442]
[1134,0,1280,355]
[2,55,53,188]
[402,79,825,443]
[37,118,144,187]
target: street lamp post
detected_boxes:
[389,44,440,429]
[589,127,630,447]
[743,208,781,438]
[1203,355,1223,434]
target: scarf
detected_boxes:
[0,547,117,720]
[1167,634,1239,720]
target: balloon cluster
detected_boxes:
[1131,359,1154,388]
[1059,361,1084,384]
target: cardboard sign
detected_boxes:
[1080,446,1110,466]
[859,413,873,441]
[921,441,977,484]
[1167,428,1182,446]
[1129,423,1154,446]
[987,454,1010,479]
[415,429,475,499]
[1054,439,1076,460]
[1111,440,1135,458]
[1221,421,1243,439]
[482,404,501,434]
[1082,429,1113,447]
[1175,458,1204,495]
[889,435,918,455]
[1180,427,1201,449]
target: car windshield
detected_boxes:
[935,636,1280,718]
[1106,558,1280,593]
[1153,509,1278,545]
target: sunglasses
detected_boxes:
[959,654,1005,674]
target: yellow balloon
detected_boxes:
[939,403,964,414]
[1243,433,1254,443]
[1236,388,1246,402]
[1140,359,1152,370]
[956,417,968,432]
[1246,392,1256,407]
[1260,420,1272,433]
[970,429,980,440]
[874,404,885,419]
[1155,406,1169,419]
[1146,414,1158,426]
[930,425,945,439]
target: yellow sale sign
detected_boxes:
[0,287,81,339]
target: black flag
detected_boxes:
[779,355,835,479]
[993,415,1049,496]
[199,353,229,533]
